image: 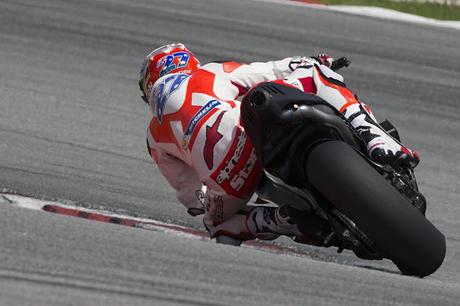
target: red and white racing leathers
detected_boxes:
[146,57,362,240]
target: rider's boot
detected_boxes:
[342,102,420,169]
[247,205,331,246]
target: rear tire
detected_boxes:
[306,141,445,277]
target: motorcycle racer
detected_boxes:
[139,43,420,243]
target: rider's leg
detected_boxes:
[202,190,255,241]
[247,205,330,245]
[312,65,419,168]
[204,200,329,246]
[281,64,419,168]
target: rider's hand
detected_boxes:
[312,54,351,71]
[330,57,351,71]
[313,53,334,68]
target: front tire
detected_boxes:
[306,141,446,277]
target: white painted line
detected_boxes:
[250,0,460,30]
[0,193,311,257]
[328,5,460,30]
[1,193,208,236]
[3,194,47,210]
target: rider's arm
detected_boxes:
[227,57,296,84]
[149,142,250,222]
[202,58,295,91]
[148,142,205,216]
[203,56,343,96]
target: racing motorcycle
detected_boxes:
[237,58,446,277]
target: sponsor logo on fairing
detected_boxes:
[182,100,221,149]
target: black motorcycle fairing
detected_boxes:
[241,82,363,187]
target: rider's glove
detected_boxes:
[312,53,334,68]
[330,57,351,71]
[312,54,352,71]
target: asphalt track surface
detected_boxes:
[0,0,459,305]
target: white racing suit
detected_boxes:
[147,57,377,240]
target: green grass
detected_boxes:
[320,0,460,20]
